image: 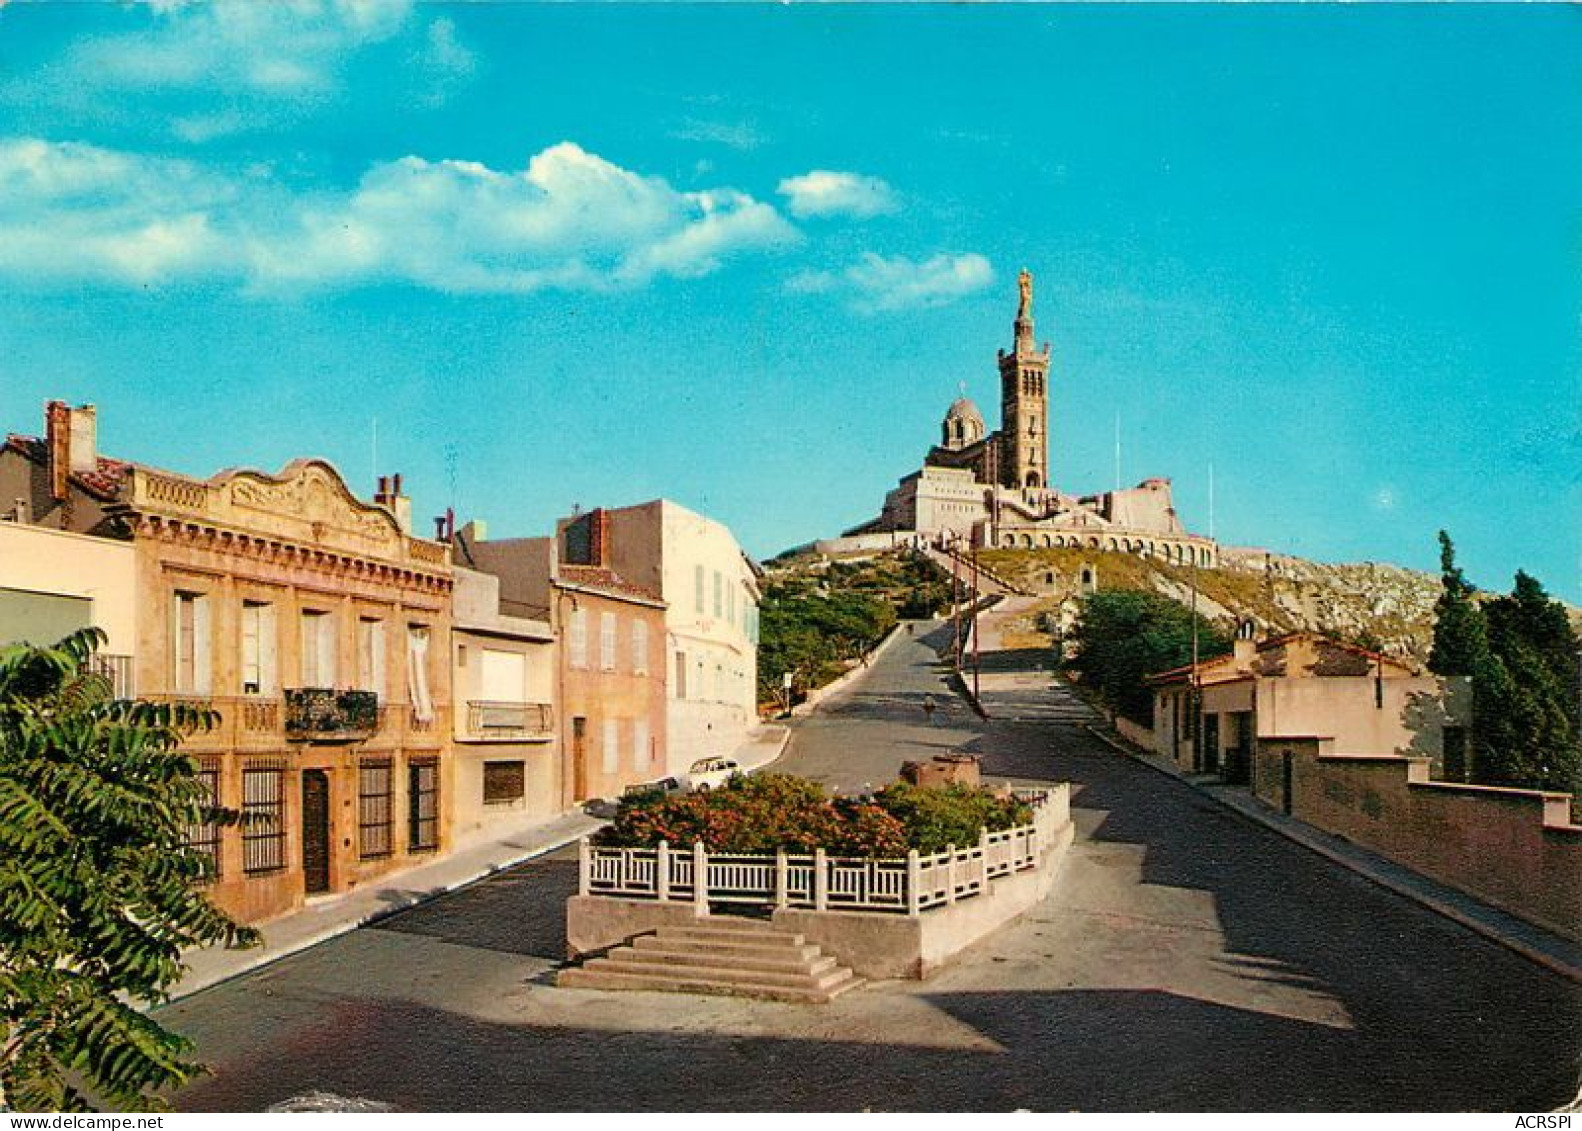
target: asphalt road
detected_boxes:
[161,621,1582,1112]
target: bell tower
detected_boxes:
[997,269,1051,491]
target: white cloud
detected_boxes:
[76,0,415,96]
[789,252,994,313]
[777,171,899,220]
[6,0,469,140]
[0,137,799,294]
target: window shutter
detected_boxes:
[602,718,619,773]
[193,594,212,695]
[259,603,277,693]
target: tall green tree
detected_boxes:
[1069,589,1230,725]
[1481,571,1582,793]
[1427,535,1582,793]
[1428,530,1490,677]
[0,629,257,1112]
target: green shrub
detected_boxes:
[595,774,1027,857]
[871,782,1033,854]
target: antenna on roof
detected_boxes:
[371,417,378,491]
[1113,412,1121,495]
[1209,461,1216,541]
[443,441,459,509]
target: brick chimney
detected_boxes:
[44,401,99,502]
[374,472,412,534]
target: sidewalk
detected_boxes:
[735,722,791,771]
[172,807,601,1001]
[1085,722,1582,984]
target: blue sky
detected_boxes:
[1,2,1577,599]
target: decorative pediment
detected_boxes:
[208,460,401,553]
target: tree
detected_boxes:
[1426,536,1582,794]
[1428,530,1490,678]
[0,629,257,1112]
[1482,571,1582,793]
[1068,589,1230,725]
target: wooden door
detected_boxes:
[302,769,331,894]
[572,716,588,802]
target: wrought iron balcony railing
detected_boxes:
[284,688,380,742]
[466,700,554,740]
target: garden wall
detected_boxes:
[1253,742,1582,940]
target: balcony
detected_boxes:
[88,653,135,699]
[465,700,554,742]
[284,688,380,743]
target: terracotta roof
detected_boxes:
[1146,631,1416,685]
[4,434,133,502]
[557,564,664,605]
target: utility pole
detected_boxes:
[951,547,962,671]
[971,542,982,701]
[1190,547,1201,774]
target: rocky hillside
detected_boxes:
[977,546,1446,661]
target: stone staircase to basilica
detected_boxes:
[556,918,866,1003]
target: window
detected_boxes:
[409,759,439,851]
[241,765,285,874]
[240,601,276,695]
[632,719,650,772]
[173,591,211,694]
[694,564,705,613]
[299,610,335,688]
[632,619,649,676]
[674,651,687,699]
[358,617,385,695]
[568,607,588,669]
[602,718,620,773]
[186,763,222,879]
[407,625,434,723]
[600,611,617,672]
[481,648,526,702]
[483,760,526,805]
[727,582,736,627]
[358,760,393,859]
[713,570,723,618]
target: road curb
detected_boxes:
[168,822,599,1004]
[1083,723,1582,985]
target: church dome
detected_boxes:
[941,395,986,450]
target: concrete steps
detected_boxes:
[557,919,865,1004]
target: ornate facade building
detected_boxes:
[1,402,454,924]
[844,272,1219,567]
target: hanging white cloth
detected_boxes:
[407,626,434,723]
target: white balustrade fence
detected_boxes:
[580,787,1065,917]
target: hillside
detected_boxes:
[972,546,1448,659]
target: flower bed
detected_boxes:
[593,773,1033,856]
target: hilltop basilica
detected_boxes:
[841,271,1218,567]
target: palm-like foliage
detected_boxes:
[0,629,258,1112]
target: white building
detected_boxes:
[600,500,760,772]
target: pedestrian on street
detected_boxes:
[922,693,937,725]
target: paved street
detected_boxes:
[162,622,1581,1112]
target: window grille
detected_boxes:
[187,761,222,880]
[483,761,525,805]
[409,759,439,852]
[241,763,286,874]
[358,759,393,859]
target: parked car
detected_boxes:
[624,776,681,798]
[682,757,741,792]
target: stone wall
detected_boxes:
[1252,741,1582,940]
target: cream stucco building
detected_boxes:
[598,500,761,772]
[0,520,137,695]
[449,563,558,842]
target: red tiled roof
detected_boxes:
[557,564,664,605]
[4,434,133,502]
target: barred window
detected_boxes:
[242,765,286,875]
[409,760,439,852]
[358,760,393,859]
[483,760,525,805]
[187,763,222,880]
